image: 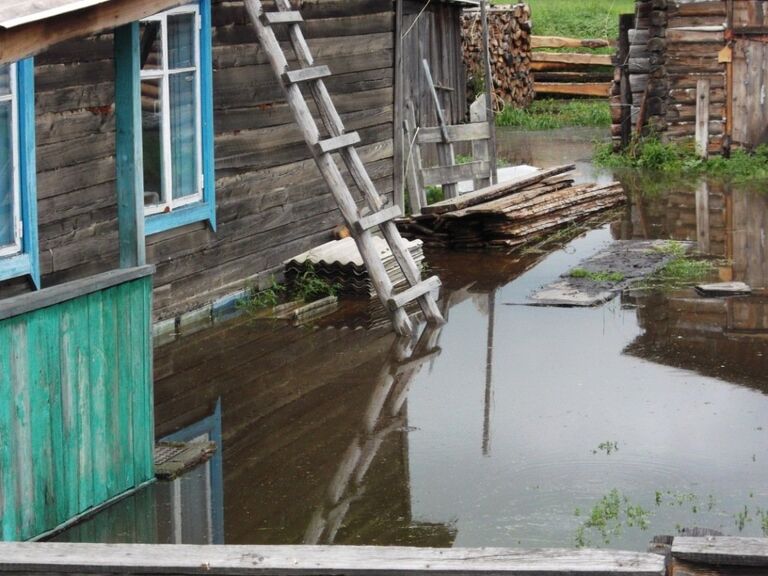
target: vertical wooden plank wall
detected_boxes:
[0,276,154,541]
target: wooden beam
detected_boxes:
[479,0,498,185]
[531,53,613,66]
[114,22,146,268]
[695,78,711,159]
[0,0,190,64]
[534,82,612,97]
[532,36,611,49]
[0,266,154,321]
[673,537,768,567]
[416,123,491,144]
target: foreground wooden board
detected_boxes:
[0,543,665,575]
[421,164,576,215]
[673,537,768,567]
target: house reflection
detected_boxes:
[620,180,768,393]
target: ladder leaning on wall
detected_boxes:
[243,0,444,337]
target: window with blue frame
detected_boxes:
[0,59,39,288]
[139,0,215,235]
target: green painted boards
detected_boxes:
[0,270,154,541]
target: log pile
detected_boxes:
[396,165,626,250]
[461,5,534,110]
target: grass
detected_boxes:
[496,98,611,129]
[238,265,338,316]
[492,0,634,46]
[238,276,287,314]
[630,241,719,290]
[569,267,625,283]
[595,137,768,188]
[574,489,650,547]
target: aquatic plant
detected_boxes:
[573,489,650,547]
[569,268,625,283]
[592,440,619,455]
[237,276,286,313]
[291,263,338,303]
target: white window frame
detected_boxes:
[0,63,22,258]
[140,4,204,217]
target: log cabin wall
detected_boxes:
[0,0,398,321]
[622,0,727,151]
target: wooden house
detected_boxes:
[0,0,468,542]
[614,0,768,153]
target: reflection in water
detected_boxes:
[55,140,768,551]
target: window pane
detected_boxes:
[0,101,14,246]
[141,78,165,207]
[168,13,196,70]
[140,20,163,72]
[0,65,10,97]
[169,72,198,200]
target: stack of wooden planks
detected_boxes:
[461,5,534,110]
[397,164,626,250]
[531,36,614,98]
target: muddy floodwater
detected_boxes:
[56,128,768,550]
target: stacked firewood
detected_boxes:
[461,5,535,110]
[396,165,626,250]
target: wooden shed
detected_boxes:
[0,0,465,542]
[615,0,768,153]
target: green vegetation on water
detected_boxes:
[238,265,338,315]
[574,489,650,547]
[595,138,768,186]
[636,241,719,290]
[496,98,611,129]
[569,267,625,283]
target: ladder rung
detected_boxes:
[283,65,332,84]
[353,205,402,234]
[261,11,303,25]
[387,276,442,312]
[316,132,361,155]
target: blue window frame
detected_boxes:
[121,0,215,236]
[0,59,40,289]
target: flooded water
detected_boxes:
[55,128,768,551]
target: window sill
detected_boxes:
[0,253,34,284]
[145,201,216,236]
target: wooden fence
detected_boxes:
[0,267,155,541]
[2,537,768,575]
[531,35,614,98]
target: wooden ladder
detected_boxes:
[244,0,444,336]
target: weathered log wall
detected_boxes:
[613,0,727,151]
[1,0,398,320]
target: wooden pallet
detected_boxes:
[243,0,444,337]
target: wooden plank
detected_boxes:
[0,266,155,322]
[479,0,497,184]
[421,58,458,198]
[422,161,491,187]
[470,96,491,190]
[261,11,303,25]
[316,131,361,154]
[422,164,575,215]
[0,320,16,540]
[403,102,424,215]
[283,65,332,84]
[695,79,711,158]
[532,36,611,49]
[114,23,146,269]
[354,206,403,233]
[388,276,441,311]
[0,542,667,574]
[673,537,768,567]
[534,82,612,97]
[87,290,108,506]
[416,123,491,144]
[0,0,190,64]
[531,52,613,66]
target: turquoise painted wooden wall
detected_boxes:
[0,271,154,541]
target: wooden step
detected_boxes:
[261,11,303,25]
[387,276,441,312]
[353,205,402,234]
[316,131,361,155]
[283,65,332,84]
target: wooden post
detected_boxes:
[114,23,146,268]
[470,95,491,190]
[479,0,498,184]
[393,0,405,211]
[618,13,635,150]
[695,79,711,159]
[695,181,711,254]
[403,102,425,214]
